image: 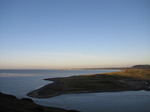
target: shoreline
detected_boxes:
[27,69,150,98]
[27,79,146,98]
[0,92,80,112]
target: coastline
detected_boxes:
[27,69,150,98]
[0,92,80,112]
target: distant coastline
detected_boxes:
[55,67,130,70]
[53,65,150,70]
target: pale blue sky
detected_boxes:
[0,0,150,69]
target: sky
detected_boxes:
[0,0,150,69]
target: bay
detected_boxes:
[0,69,149,112]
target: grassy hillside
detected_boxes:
[65,74,131,91]
[65,68,150,90]
[103,69,150,79]
[28,68,150,98]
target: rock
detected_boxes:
[68,110,81,112]
[31,107,45,112]
[0,91,80,112]
[21,98,34,103]
[0,92,17,99]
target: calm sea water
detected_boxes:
[0,69,150,112]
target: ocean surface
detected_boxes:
[0,69,150,112]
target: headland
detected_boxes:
[27,66,150,98]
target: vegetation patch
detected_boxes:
[103,69,150,79]
[27,68,150,98]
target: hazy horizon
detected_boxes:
[0,0,150,69]
[0,65,132,70]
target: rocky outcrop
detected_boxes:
[0,92,80,112]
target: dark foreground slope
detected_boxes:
[0,92,80,112]
[27,69,150,98]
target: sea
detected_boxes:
[0,69,150,112]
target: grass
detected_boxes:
[103,68,150,79]
[64,68,150,90]
[28,68,150,98]
[65,74,129,90]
